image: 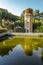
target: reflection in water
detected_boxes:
[22,38,33,56]
[0,35,8,42]
[0,46,12,56]
[0,36,43,65]
[41,49,43,62]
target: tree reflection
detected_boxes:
[41,48,43,62]
[0,46,13,56]
[0,37,24,56]
[0,36,43,64]
[33,42,39,51]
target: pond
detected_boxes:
[0,36,43,65]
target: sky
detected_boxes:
[0,0,43,16]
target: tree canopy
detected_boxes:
[0,8,19,21]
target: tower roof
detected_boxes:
[24,8,33,14]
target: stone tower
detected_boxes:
[24,8,33,32]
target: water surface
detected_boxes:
[0,36,43,65]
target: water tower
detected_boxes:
[24,8,33,32]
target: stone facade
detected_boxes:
[24,8,33,32]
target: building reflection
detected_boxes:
[22,38,33,56]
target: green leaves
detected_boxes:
[0,8,19,21]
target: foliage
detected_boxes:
[33,22,43,32]
[0,8,19,21]
[14,21,24,27]
[20,13,24,22]
[33,9,39,16]
[0,8,43,32]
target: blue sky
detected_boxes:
[0,0,43,16]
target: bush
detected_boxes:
[33,22,41,32]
